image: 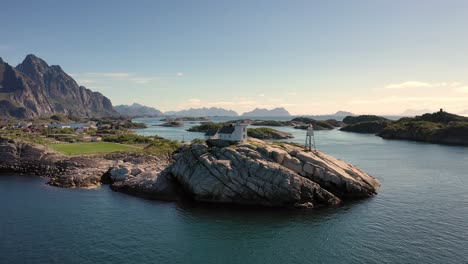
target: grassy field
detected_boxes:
[48,142,142,155]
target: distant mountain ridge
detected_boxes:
[333,111,355,117]
[0,54,117,119]
[165,107,238,117]
[242,107,291,117]
[115,103,163,117]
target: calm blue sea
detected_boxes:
[1,117,467,263]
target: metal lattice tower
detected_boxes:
[305,124,316,151]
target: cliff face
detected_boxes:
[0,54,117,118]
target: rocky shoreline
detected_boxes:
[340,111,468,146]
[0,137,380,209]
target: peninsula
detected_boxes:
[0,136,380,208]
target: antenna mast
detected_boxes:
[305,124,316,151]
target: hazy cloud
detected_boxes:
[385,81,461,89]
[178,98,257,110]
[74,72,159,84]
[385,81,433,89]
[350,96,468,104]
[455,86,468,93]
[86,72,132,78]
[129,77,159,84]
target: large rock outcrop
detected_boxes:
[0,137,380,209]
[167,139,380,208]
[0,54,117,118]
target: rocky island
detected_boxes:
[157,121,184,127]
[340,110,468,146]
[379,111,468,145]
[0,137,380,208]
[188,122,294,139]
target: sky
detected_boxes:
[2,0,468,115]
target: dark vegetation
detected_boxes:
[341,111,468,146]
[340,121,390,134]
[188,122,225,132]
[247,127,293,139]
[342,115,389,125]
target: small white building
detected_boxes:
[204,121,248,142]
[218,121,248,142]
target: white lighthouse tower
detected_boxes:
[305,124,316,151]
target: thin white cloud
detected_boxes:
[455,86,468,93]
[129,77,159,84]
[178,98,257,110]
[384,81,461,89]
[74,72,159,84]
[86,72,131,78]
[350,96,468,104]
[385,81,433,89]
[177,72,183,76]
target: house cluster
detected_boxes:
[204,121,248,142]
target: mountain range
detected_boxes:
[332,111,355,117]
[0,54,116,119]
[164,107,238,117]
[114,103,163,117]
[241,107,291,117]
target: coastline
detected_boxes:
[0,137,380,209]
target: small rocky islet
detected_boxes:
[188,118,343,140]
[0,137,380,209]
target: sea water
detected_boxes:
[1,118,467,263]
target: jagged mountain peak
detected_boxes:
[21,54,49,67]
[0,55,117,118]
[16,54,52,80]
[242,107,291,117]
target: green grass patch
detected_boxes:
[49,142,142,155]
[143,138,182,155]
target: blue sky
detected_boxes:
[2,0,468,114]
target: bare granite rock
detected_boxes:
[166,139,380,208]
[0,138,168,189]
[0,137,380,209]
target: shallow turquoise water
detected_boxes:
[1,122,468,263]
